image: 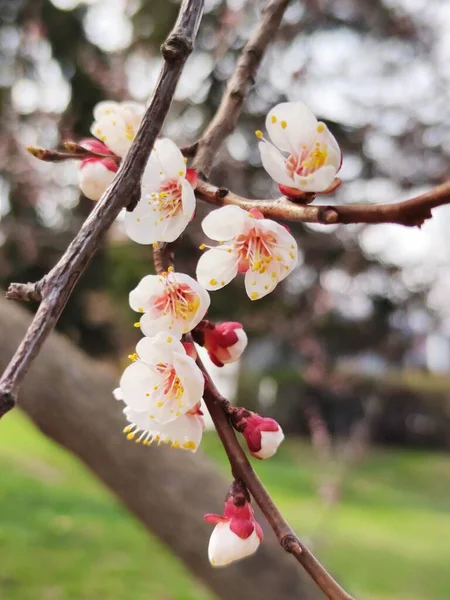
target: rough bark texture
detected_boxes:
[0,296,323,600]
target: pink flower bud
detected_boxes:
[205,481,263,567]
[79,157,118,201]
[203,322,248,367]
[233,410,284,459]
[79,138,115,155]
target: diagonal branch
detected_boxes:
[195,350,355,600]
[0,0,205,418]
[193,0,290,178]
[196,178,450,227]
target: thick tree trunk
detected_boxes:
[0,297,323,600]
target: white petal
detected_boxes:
[112,387,123,401]
[136,333,183,364]
[153,138,186,180]
[79,161,116,201]
[322,127,342,169]
[266,102,318,153]
[253,428,285,459]
[293,165,337,192]
[244,266,281,300]
[172,352,204,410]
[140,312,175,338]
[91,115,131,157]
[201,206,250,241]
[124,202,187,245]
[170,273,211,332]
[220,328,248,364]
[208,522,260,567]
[129,274,164,313]
[93,101,120,121]
[181,179,196,218]
[158,213,191,242]
[196,248,239,291]
[262,219,298,275]
[258,142,293,186]
[120,362,162,411]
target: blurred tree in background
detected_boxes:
[2,0,450,452]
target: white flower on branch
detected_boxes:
[124,138,198,244]
[118,333,204,424]
[91,101,146,157]
[78,139,118,201]
[257,101,341,195]
[129,268,210,338]
[196,205,298,300]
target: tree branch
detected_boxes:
[196,354,355,600]
[0,0,205,418]
[193,0,290,178]
[196,178,450,227]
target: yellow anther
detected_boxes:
[317,123,325,133]
[289,252,295,259]
[271,272,277,279]
[123,425,132,433]
[209,278,218,286]
[183,441,196,450]
[250,292,259,300]
[157,401,163,407]
[152,242,158,248]
[126,432,135,440]
[136,218,141,222]
[281,120,287,129]
[183,157,188,163]
[172,441,180,449]
[167,336,173,343]
[128,353,138,362]
[255,130,263,138]
[168,266,174,272]
[154,385,159,390]
[199,243,206,250]
[271,115,277,124]
[134,322,141,328]
[178,170,184,176]
[145,393,150,397]
[138,307,144,313]
[253,261,261,270]
[176,411,181,417]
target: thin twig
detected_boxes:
[196,178,450,227]
[193,0,290,178]
[0,0,205,417]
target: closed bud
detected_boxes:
[232,410,284,459]
[79,157,118,201]
[203,322,248,367]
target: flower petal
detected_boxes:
[153,138,186,180]
[120,362,163,411]
[172,351,204,410]
[196,247,239,291]
[181,179,196,218]
[258,142,293,186]
[208,522,260,567]
[79,160,116,201]
[266,102,318,153]
[201,206,250,241]
[129,274,165,313]
[293,164,337,192]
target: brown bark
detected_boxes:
[0,296,323,600]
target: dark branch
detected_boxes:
[196,178,450,227]
[193,0,290,178]
[0,0,205,418]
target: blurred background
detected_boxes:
[1,0,450,599]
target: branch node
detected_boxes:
[282,534,303,555]
[161,34,193,63]
[0,390,17,418]
[215,187,229,200]
[6,279,45,303]
[317,206,339,225]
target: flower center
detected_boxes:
[151,178,183,218]
[235,227,276,274]
[286,142,328,178]
[153,279,200,322]
[156,363,184,400]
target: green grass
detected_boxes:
[1,412,450,600]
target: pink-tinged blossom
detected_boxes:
[202,322,247,367]
[257,101,342,195]
[205,484,263,567]
[129,269,210,339]
[233,409,284,459]
[78,139,118,201]
[124,139,197,244]
[91,101,145,157]
[196,205,298,300]
[118,333,204,424]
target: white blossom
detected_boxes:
[79,157,117,201]
[257,101,341,194]
[119,333,204,424]
[91,101,145,157]
[129,268,210,338]
[124,139,197,244]
[196,206,298,300]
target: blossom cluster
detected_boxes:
[77,99,341,567]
